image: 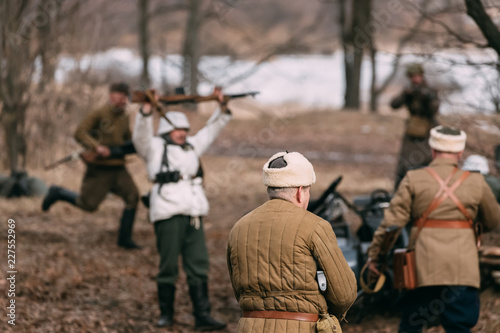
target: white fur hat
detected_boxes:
[157,112,190,135]
[428,126,466,153]
[462,155,489,175]
[263,151,316,187]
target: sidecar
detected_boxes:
[308,176,407,322]
[308,177,401,280]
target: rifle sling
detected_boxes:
[359,261,386,294]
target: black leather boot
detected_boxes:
[189,283,226,331]
[157,283,175,327]
[140,192,150,208]
[42,186,77,211]
[117,208,141,249]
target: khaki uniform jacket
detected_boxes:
[227,199,357,333]
[368,157,500,288]
[74,104,131,166]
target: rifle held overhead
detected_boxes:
[130,88,259,106]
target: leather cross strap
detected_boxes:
[243,311,319,322]
[414,167,479,246]
[414,167,458,230]
[425,168,473,223]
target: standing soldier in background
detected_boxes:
[391,63,440,190]
[133,89,230,331]
[367,126,500,333]
[42,82,141,249]
[227,151,357,333]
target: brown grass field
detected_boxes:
[1,108,500,332]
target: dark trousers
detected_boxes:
[394,135,432,190]
[398,286,480,333]
[155,215,209,285]
[76,164,139,211]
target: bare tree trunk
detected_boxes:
[158,36,169,93]
[1,109,19,171]
[0,0,35,172]
[37,0,63,92]
[138,0,151,87]
[342,0,371,110]
[182,0,202,95]
[369,40,377,112]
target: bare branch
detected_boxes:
[198,13,329,87]
[404,0,487,48]
[465,0,500,56]
[375,13,428,95]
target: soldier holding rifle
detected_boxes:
[133,88,230,330]
[391,63,440,190]
[367,126,500,333]
[42,82,141,250]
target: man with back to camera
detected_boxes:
[367,126,500,332]
[391,63,440,190]
[227,151,357,333]
[42,82,141,249]
[133,89,230,331]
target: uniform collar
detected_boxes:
[429,157,459,167]
[107,103,126,115]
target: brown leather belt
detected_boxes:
[420,220,472,229]
[243,311,319,322]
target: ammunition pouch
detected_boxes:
[316,313,342,333]
[154,170,181,184]
[406,115,431,139]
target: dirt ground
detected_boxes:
[1,109,500,332]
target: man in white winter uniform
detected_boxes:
[133,91,230,331]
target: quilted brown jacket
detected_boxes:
[227,199,357,332]
[74,104,132,166]
[368,157,500,288]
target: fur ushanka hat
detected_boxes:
[263,151,316,187]
[428,126,466,153]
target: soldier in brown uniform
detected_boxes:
[227,151,357,333]
[42,83,140,249]
[367,126,500,332]
[391,63,440,190]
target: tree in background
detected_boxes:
[340,0,373,110]
[182,0,202,94]
[138,0,151,87]
[0,1,41,172]
[0,0,82,172]
[465,0,500,56]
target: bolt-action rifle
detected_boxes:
[130,87,259,107]
[44,141,136,170]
